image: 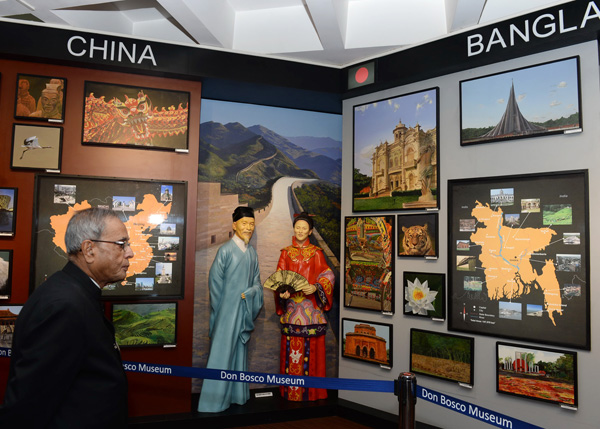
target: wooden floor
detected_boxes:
[229,415,372,429]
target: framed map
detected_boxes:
[448,170,589,350]
[31,174,187,299]
[344,216,394,313]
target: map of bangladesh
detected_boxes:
[49,194,171,283]
[470,201,562,325]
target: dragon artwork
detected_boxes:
[83,90,188,146]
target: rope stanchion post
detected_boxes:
[396,372,417,429]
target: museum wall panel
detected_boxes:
[0,58,201,417]
[339,41,600,429]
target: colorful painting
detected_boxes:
[410,328,474,385]
[15,73,66,122]
[344,216,394,313]
[112,302,177,347]
[403,272,445,319]
[461,56,581,146]
[82,81,189,150]
[353,87,439,212]
[497,342,577,406]
[342,318,392,367]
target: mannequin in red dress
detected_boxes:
[275,212,335,401]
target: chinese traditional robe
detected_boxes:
[198,238,263,413]
[275,236,335,401]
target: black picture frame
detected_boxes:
[344,215,394,313]
[15,73,66,122]
[342,317,392,367]
[352,87,439,212]
[82,81,189,151]
[0,304,22,351]
[447,170,590,350]
[112,302,177,348]
[460,56,582,146]
[0,250,13,300]
[0,188,18,236]
[31,174,187,299]
[410,328,474,386]
[11,124,63,171]
[496,341,577,407]
[403,271,445,320]
[397,213,438,258]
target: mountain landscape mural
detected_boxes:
[194,99,342,394]
[199,121,341,208]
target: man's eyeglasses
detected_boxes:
[90,239,131,250]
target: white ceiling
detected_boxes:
[0,0,573,68]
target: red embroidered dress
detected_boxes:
[275,236,335,401]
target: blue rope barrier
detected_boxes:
[122,361,544,428]
[122,361,395,393]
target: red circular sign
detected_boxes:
[355,67,369,84]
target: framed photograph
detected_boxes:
[112,302,177,348]
[397,213,438,258]
[11,124,62,171]
[342,318,392,367]
[410,328,474,386]
[0,305,22,350]
[353,87,439,212]
[82,81,189,151]
[0,251,13,299]
[0,188,17,236]
[15,73,66,122]
[448,170,590,350]
[344,216,394,313]
[497,341,577,407]
[403,271,445,320]
[460,56,581,146]
[31,174,187,299]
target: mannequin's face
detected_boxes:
[233,217,255,244]
[294,220,312,244]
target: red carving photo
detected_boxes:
[82,81,189,151]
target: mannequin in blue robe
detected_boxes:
[198,207,263,413]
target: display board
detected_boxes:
[448,170,589,350]
[32,174,186,299]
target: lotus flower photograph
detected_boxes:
[403,272,445,319]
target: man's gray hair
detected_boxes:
[65,208,123,255]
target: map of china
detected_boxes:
[50,195,171,283]
[470,202,561,325]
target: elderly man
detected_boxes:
[198,206,263,413]
[0,208,133,428]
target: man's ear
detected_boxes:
[81,240,95,262]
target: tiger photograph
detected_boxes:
[398,213,438,257]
